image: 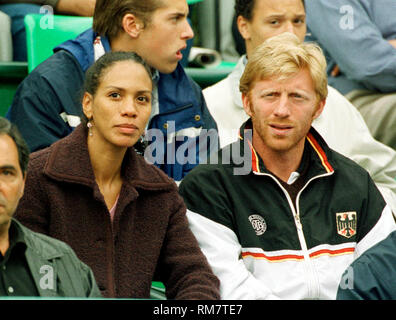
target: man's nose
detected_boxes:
[274,95,291,117]
[284,21,296,35]
[182,19,194,40]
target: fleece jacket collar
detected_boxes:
[42,124,175,193]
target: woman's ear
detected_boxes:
[82,92,94,120]
[122,13,144,38]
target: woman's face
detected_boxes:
[83,60,152,149]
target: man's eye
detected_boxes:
[262,92,277,98]
[109,92,120,98]
[1,170,14,176]
[292,93,304,99]
[270,20,279,25]
[294,18,305,24]
[171,16,181,22]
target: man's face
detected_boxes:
[239,0,306,55]
[0,134,25,229]
[135,0,194,74]
[242,68,325,155]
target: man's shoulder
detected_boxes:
[203,76,230,95]
[29,50,82,80]
[180,143,240,190]
[330,146,372,177]
[16,220,74,257]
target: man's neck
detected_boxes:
[109,33,134,52]
[253,134,306,183]
[0,221,10,256]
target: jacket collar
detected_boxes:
[238,119,335,177]
[43,124,175,192]
[54,28,111,72]
[14,219,63,260]
[13,219,63,297]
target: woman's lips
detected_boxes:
[116,124,138,134]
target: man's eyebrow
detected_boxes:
[266,13,306,19]
[169,12,187,18]
[0,165,17,171]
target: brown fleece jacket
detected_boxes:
[15,124,220,299]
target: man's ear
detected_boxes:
[313,98,326,120]
[237,15,251,41]
[242,92,253,117]
[82,92,94,120]
[122,13,144,38]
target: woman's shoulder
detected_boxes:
[128,152,179,191]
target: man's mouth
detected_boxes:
[176,46,187,60]
[269,124,293,134]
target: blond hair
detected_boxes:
[240,33,328,101]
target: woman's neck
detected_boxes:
[88,137,125,182]
[87,135,126,210]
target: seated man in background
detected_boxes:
[7,0,217,182]
[203,0,396,215]
[0,0,96,61]
[305,0,396,150]
[179,33,396,299]
[0,116,101,298]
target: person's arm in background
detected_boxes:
[305,0,396,93]
[2,0,96,16]
[54,0,96,17]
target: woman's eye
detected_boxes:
[137,96,150,103]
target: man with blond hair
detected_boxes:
[203,0,396,215]
[179,33,396,299]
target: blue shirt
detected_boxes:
[306,0,396,94]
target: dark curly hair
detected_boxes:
[235,0,305,20]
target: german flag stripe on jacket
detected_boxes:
[179,120,396,300]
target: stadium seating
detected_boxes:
[24,14,93,72]
[0,61,27,116]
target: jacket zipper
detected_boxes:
[254,171,334,299]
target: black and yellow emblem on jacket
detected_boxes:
[336,212,357,238]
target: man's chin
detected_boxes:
[155,62,178,74]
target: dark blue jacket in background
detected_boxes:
[7,29,218,181]
[337,230,396,300]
